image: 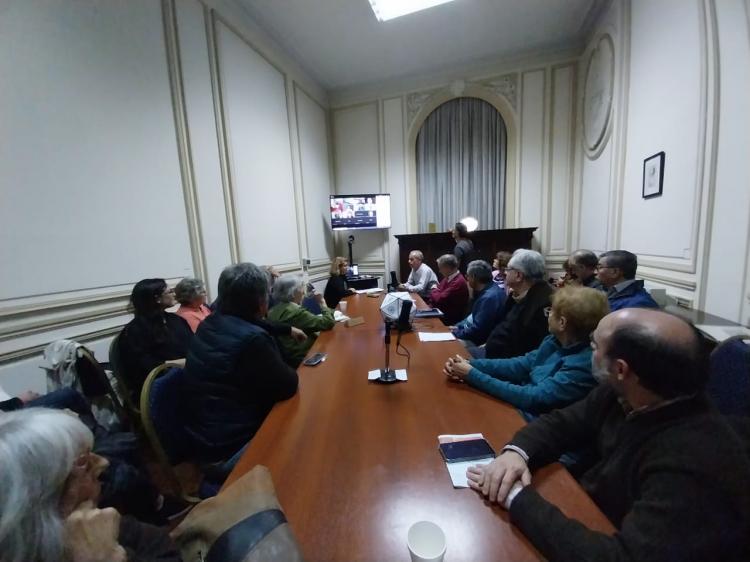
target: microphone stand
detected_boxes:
[378,320,397,383]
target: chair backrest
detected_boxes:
[707,336,750,417]
[140,364,190,465]
[108,332,141,421]
[140,364,201,501]
[76,346,128,427]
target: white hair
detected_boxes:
[508,249,546,281]
[0,408,93,562]
[272,274,304,304]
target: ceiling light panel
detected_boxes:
[368,0,456,22]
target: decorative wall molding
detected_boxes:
[0,277,182,346]
[693,0,721,306]
[292,81,335,264]
[581,32,615,159]
[406,88,441,127]
[0,325,123,366]
[162,0,210,288]
[477,73,518,112]
[206,8,241,263]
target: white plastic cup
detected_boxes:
[339,301,348,313]
[407,521,446,562]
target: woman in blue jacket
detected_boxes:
[444,286,609,416]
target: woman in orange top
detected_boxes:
[174,277,211,332]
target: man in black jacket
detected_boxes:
[184,263,299,480]
[467,308,750,561]
[479,249,553,359]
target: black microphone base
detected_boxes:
[376,369,398,383]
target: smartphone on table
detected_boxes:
[438,439,495,463]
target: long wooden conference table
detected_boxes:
[226,293,614,561]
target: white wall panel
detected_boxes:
[704,0,750,323]
[217,21,299,266]
[333,103,381,195]
[383,98,408,275]
[332,103,384,262]
[519,70,545,229]
[578,143,612,253]
[176,0,231,295]
[0,0,193,300]
[549,65,575,254]
[295,86,334,262]
[619,0,702,260]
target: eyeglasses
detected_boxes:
[543,306,552,317]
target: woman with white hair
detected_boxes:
[0,408,182,562]
[268,274,335,366]
[174,277,211,333]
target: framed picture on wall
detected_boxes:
[642,151,665,199]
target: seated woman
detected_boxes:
[268,274,335,366]
[183,263,298,481]
[268,274,336,367]
[117,279,193,403]
[0,408,182,562]
[491,251,512,291]
[174,277,211,333]
[323,256,355,309]
[444,286,609,417]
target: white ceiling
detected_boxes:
[236,0,601,91]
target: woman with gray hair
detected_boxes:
[268,274,335,366]
[0,408,181,562]
[174,277,211,333]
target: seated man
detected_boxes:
[429,254,470,325]
[183,262,299,480]
[596,250,658,311]
[444,286,609,416]
[452,260,506,346]
[398,250,438,299]
[568,249,603,289]
[467,309,750,561]
[268,274,335,367]
[481,250,554,359]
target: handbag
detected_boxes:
[171,465,304,562]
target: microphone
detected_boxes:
[378,320,396,383]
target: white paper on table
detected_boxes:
[418,332,456,342]
[333,310,350,322]
[438,433,484,444]
[367,369,408,381]
[694,323,750,342]
[446,458,494,488]
[390,291,416,301]
[355,288,384,295]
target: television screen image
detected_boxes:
[330,194,391,230]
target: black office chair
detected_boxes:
[388,271,399,292]
[706,336,750,416]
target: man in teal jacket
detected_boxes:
[445,286,610,416]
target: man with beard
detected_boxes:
[466,308,750,561]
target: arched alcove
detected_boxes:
[405,83,519,233]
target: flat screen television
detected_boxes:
[330,194,391,231]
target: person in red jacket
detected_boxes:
[430,254,470,325]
